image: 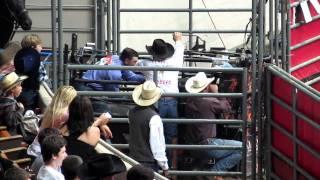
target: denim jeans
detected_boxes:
[158,98,178,168]
[204,138,242,171]
[158,98,178,143]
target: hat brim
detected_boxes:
[185,76,215,93]
[132,84,162,106]
[146,43,175,60]
[3,75,28,93]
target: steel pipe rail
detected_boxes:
[108,118,244,124]
[26,5,95,10]
[66,64,245,72]
[119,8,252,12]
[305,76,320,86]
[111,144,242,150]
[166,170,242,176]
[290,56,320,72]
[267,65,320,100]
[291,14,320,29]
[16,28,95,33]
[270,121,320,160]
[77,91,243,98]
[271,147,315,180]
[270,95,320,130]
[290,35,320,51]
[119,30,249,34]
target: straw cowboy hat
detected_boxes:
[132,81,162,106]
[185,72,215,93]
[0,72,27,93]
[79,153,126,180]
[146,39,174,60]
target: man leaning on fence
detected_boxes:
[183,72,242,173]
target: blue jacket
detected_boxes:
[82,55,145,91]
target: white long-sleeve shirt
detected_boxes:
[149,115,169,170]
[137,40,185,93]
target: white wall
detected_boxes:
[119,0,252,52]
[13,0,262,52]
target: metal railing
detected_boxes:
[64,64,248,179]
[265,64,320,180]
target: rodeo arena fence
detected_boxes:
[65,65,248,179]
[19,0,319,179]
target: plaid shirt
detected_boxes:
[38,61,48,82]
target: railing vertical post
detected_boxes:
[292,87,297,180]
[94,0,98,51]
[58,0,64,87]
[269,0,274,62]
[188,0,193,59]
[257,0,265,178]
[241,68,248,179]
[251,0,257,178]
[64,64,69,86]
[286,0,291,71]
[281,0,287,71]
[266,68,272,180]
[51,0,58,92]
[106,0,111,53]
[112,0,117,54]
[275,0,279,66]
[116,0,120,53]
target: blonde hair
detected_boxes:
[21,34,42,48]
[41,86,77,129]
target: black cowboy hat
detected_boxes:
[79,153,126,180]
[146,39,174,60]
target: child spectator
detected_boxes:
[3,167,31,180]
[14,34,43,111]
[61,155,83,180]
[37,135,67,180]
[0,72,27,135]
[127,165,154,180]
[30,128,62,175]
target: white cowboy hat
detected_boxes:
[0,72,28,93]
[185,72,215,93]
[132,81,162,106]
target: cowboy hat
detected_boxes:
[0,41,21,66]
[185,72,215,93]
[79,153,126,180]
[146,39,174,60]
[132,81,162,106]
[0,72,27,93]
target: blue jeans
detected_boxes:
[158,98,178,168]
[158,98,178,143]
[204,138,242,171]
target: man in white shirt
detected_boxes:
[37,135,67,180]
[137,32,184,168]
[129,81,169,177]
